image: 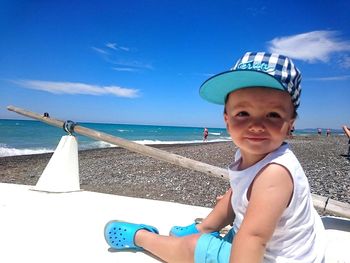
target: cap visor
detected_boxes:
[199,70,284,104]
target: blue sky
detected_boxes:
[1,0,349,129]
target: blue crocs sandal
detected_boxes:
[169,222,220,237]
[104,220,159,251]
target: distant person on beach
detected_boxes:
[203,128,209,142]
[104,52,325,262]
[343,125,350,158]
[326,128,331,137]
[317,128,322,135]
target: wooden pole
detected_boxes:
[7,105,228,179]
[6,105,350,218]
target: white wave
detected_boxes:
[134,138,231,145]
[134,140,194,145]
[209,132,221,135]
[117,129,129,132]
[81,139,231,148]
[0,137,232,157]
[0,146,53,157]
[79,140,117,150]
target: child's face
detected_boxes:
[224,87,295,159]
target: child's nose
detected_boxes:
[249,119,265,132]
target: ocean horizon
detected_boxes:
[0,119,345,157]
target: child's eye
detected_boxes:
[267,112,281,118]
[236,111,249,117]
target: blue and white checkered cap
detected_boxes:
[199,52,302,109]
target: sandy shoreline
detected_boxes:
[1,136,349,210]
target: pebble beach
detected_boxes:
[0,135,349,210]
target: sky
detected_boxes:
[1,0,350,129]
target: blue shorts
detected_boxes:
[194,228,235,263]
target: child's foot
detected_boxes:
[104,220,159,251]
[169,222,220,237]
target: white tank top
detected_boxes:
[229,143,326,263]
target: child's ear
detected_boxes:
[224,112,228,123]
[224,113,229,130]
[290,119,295,129]
[287,120,295,136]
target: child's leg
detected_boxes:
[130,188,235,262]
[197,188,235,233]
[105,217,234,262]
[135,230,200,263]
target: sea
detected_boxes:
[0,119,230,157]
[0,119,345,157]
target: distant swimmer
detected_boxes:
[342,125,350,158]
[203,128,208,142]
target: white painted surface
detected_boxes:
[0,183,211,263]
[33,135,80,192]
[325,229,350,263]
[322,216,350,263]
[1,183,349,262]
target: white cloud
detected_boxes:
[268,31,350,63]
[114,60,153,70]
[93,42,150,71]
[13,80,140,98]
[118,46,130,52]
[106,42,118,50]
[112,67,138,72]
[106,42,130,52]
[91,46,109,55]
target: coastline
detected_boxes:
[0,136,349,210]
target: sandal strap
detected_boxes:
[169,222,199,237]
[139,224,159,235]
[170,222,220,237]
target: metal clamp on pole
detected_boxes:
[63,120,76,135]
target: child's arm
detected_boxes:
[198,188,235,233]
[229,164,293,263]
